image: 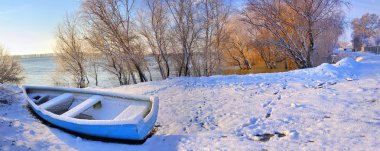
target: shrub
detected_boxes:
[0,46,24,84]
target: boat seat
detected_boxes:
[32,94,49,104]
[114,104,148,121]
[62,95,103,118]
[40,93,74,110]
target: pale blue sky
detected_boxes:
[0,0,81,55]
[0,0,379,55]
[341,0,380,42]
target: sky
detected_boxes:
[0,0,379,55]
[0,0,81,55]
[340,0,380,42]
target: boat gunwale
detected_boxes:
[23,85,158,126]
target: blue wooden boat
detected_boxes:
[23,85,159,141]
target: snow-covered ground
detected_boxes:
[1,51,380,150]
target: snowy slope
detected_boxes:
[1,52,380,150]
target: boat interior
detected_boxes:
[26,89,151,121]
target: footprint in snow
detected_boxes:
[29,130,36,135]
[241,118,258,128]
[262,100,274,108]
[249,131,288,142]
[265,108,272,118]
[273,90,280,95]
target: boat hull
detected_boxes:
[24,86,159,141]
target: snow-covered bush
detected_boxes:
[0,46,24,84]
[0,85,23,104]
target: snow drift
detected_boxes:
[1,52,380,150]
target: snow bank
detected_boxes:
[1,52,380,150]
[335,57,359,68]
[0,85,23,104]
[310,57,359,79]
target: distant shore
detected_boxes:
[13,53,56,59]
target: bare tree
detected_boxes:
[314,14,344,64]
[224,38,254,70]
[86,49,101,86]
[223,18,254,70]
[0,46,24,84]
[224,15,291,70]
[85,28,135,85]
[82,0,149,82]
[252,31,282,69]
[196,0,231,76]
[352,13,380,50]
[55,14,89,88]
[139,0,171,79]
[243,0,347,68]
[103,52,133,85]
[165,0,201,76]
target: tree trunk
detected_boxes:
[306,23,314,68]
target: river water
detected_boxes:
[18,56,291,87]
[19,56,137,87]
